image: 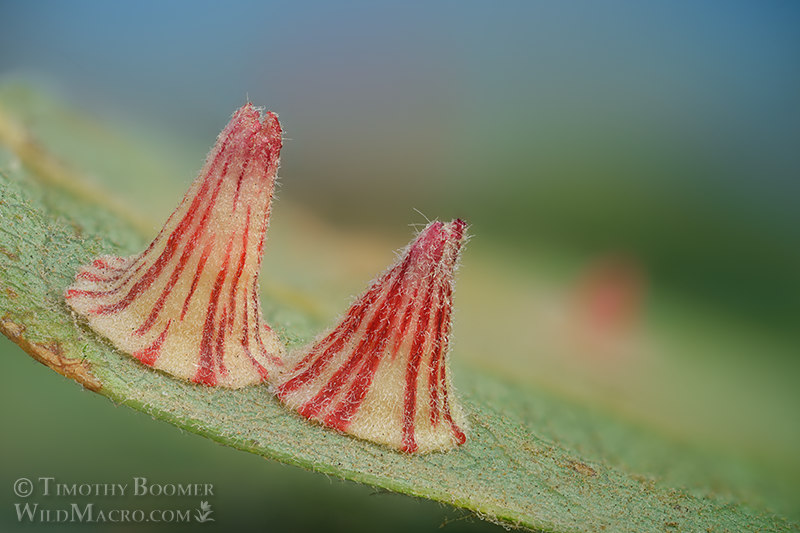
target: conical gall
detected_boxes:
[275,220,469,453]
[66,104,284,388]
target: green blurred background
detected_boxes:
[0,1,798,531]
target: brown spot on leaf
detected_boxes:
[0,246,19,261]
[0,317,102,392]
[521,442,538,456]
[567,460,597,477]
[4,287,18,299]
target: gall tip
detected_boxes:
[229,104,283,166]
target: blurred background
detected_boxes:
[1,1,798,530]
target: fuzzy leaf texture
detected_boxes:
[0,83,795,533]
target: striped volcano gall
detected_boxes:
[62,103,469,453]
[274,220,469,453]
[65,104,285,388]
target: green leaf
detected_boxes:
[0,82,795,532]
